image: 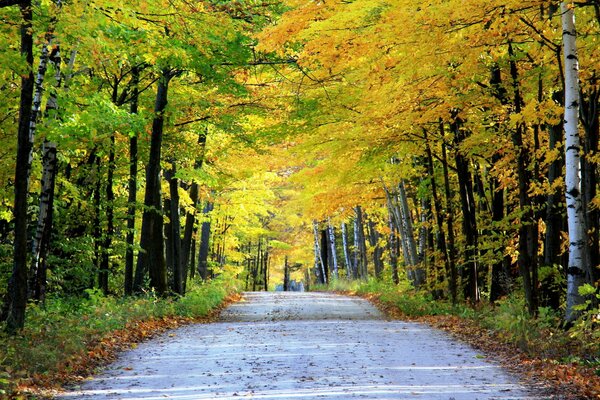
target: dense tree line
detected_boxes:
[258,0,599,323]
[1,0,599,335]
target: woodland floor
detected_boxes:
[54,292,546,400]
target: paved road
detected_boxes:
[58,292,542,399]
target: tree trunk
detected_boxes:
[93,157,103,291]
[29,39,61,302]
[353,207,368,280]
[197,201,213,280]
[441,139,458,304]
[561,1,591,323]
[580,87,600,284]
[424,133,451,299]
[508,42,538,315]
[398,181,423,286]
[327,219,339,279]
[367,219,384,279]
[4,0,35,333]
[341,222,352,278]
[387,212,400,284]
[320,229,330,281]
[29,140,57,302]
[165,161,183,295]
[313,220,326,284]
[99,133,115,295]
[181,130,207,278]
[451,115,480,303]
[125,66,140,296]
[134,70,172,295]
[283,256,290,291]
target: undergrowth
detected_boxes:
[0,275,240,397]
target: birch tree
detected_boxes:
[561,1,590,323]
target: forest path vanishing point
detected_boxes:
[58,292,544,400]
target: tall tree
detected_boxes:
[3,0,35,333]
[561,0,590,323]
[134,69,174,295]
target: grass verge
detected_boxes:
[0,275,241,399]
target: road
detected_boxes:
[58,292,542,399]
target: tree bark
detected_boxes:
[561,1,591,323]
[4,0,35,333]
[387,212,400,284]
[367,219,384,280]
[181,130,207,281]
[134,69,172,295]
[165,161,183,295]
[313,220,326,284]
[197,201,213,280]
[327,219,339,279]
[508,42,538,315]
[451,115,480,303]
[341,222,352,279]
[441,139,458,304]
[424,132,451,299]
[99,133,115,295]
[29,140,57,302]
[125,66,140,296]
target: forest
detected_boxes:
[0,0,599,397]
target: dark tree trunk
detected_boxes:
[134,70,172,295]
[197,201,213,280]
[99,133,115,295]
[181,131,207,278]
[124,67,140,296]
[425,132,451,299]
[367,219,384,279]
[489,155,509,302]
[441,137,458,304]
[544,119,564,268]
[263,242,269,291]
[451,115,479,303]
[283,256,290,291]
[581,87,600,283]
[93,157,103,291]
[320,229,330,282]
[354,206,368,280]
[165,161,183,295]
[508,42,538,315]
[4,0,35,333]
[387,213,400,284]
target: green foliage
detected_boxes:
[568,284,600,358]
[479,294,562,352]
[355,278,463,317]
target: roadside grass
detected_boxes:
[0,275,241,398]
[316,278,600,398]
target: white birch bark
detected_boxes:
[313,220,327,284]
[341,222,352,279]
[327,218,339,279]
[561,1,589,323]
[398,181,419,266]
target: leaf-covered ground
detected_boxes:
[361,292,600,400]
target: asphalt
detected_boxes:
[57,292,544,400]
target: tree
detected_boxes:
[2,0,35,333]
[561,0,590,323]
